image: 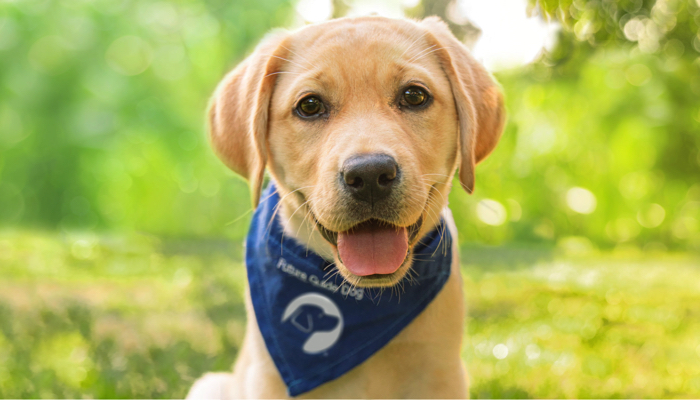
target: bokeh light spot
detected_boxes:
[493,343,509,359]
[624,18,645,41]
[525,344,540,360]
[637,203,666,228]
[477,199,507,226]
[566,187,597,214]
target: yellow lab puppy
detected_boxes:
[188,15,505,399]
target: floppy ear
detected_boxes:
[208,32,289,206]
[420,16,506,194]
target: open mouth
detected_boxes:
[315,216,423,278]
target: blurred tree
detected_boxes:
[0,0,293,237]
[1,0,698,250]
[404,0,483,48]
[528,0,700,68]
[518,0,700,250]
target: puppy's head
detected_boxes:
[209,16,505,288]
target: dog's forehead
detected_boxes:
[286,18,434,73]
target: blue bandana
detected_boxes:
[246,184,452,396]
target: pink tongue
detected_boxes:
[337,224,408,276]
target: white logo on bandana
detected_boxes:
[282,293,344,354]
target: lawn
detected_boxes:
[0,230,699,398]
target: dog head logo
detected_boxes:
[282,293,344,354]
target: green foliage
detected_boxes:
[529,0,700,44]
[528,0,700,68]
[446,0,700,250]
[0,0,293,237]
[1,0,699,251]
[450,48,700,250]
[1,231,700,398]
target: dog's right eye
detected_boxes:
[296,96,325,118]
[400,86,429,109]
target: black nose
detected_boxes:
[341,153,399,204]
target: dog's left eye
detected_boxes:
[400,86,429,108]
[296,96,325,118]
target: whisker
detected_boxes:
[264,71,301,79]
[281,198,311,254]
[398,44,437,73]
[268,55,310,72]
[265,185,316,239]
[409,46,452,66]
[422,173,473,194]
[224,187,279,226]
[279,44,314,69]
[397,31,429,61]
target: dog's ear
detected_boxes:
[420,17,506,194]
[208,32,289,206]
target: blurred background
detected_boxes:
[1,0,699,397]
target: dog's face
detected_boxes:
[267,19,461,286]
[209,17,505,288]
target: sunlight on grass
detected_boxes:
[461,249,700,398]
[1,231,699,398]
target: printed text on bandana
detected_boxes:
[276,258,364,301]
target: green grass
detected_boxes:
[1,230,699,398]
